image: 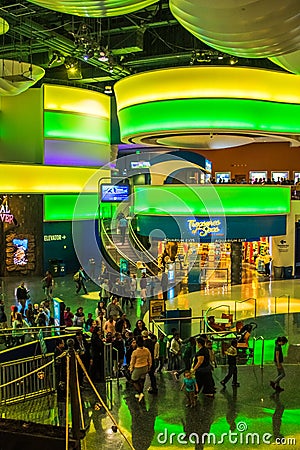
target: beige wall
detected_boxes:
[197,142,299,181]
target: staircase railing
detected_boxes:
[128,219,161,274]
[100,219,137,270]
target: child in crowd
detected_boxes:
[180,370,198,407]
[221,339,240,388]
[270,336,288,392]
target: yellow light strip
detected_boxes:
[0,164,109,193]
[44,84,110,118]
[114,67,300,111]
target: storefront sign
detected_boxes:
[44,234,67,242]
[0,196,14,224]
[187,219,221,237]
[149,299,165,321]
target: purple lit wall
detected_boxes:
[44,140,111,166]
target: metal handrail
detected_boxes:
[128,219,161,273]
[152,315,205,338]
[234,297,257,320]
[0,324,66,335]
[151,320,168,337]
[274,294,291,315]
[152,318,234,339]
[204,304,231,333]
[252,336,265,368]
[100,219,137,268]
[202,267,229,285]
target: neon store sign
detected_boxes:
[0,196,14,224]
[187,219,222,237]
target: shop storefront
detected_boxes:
[133,184,290,286]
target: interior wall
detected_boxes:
[1,89,43,163]
[197,142,299,180]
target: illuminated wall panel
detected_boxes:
[44,85,110,118]
[118,98,300,142]
[115,67,300,110]
[0,164,108,193]
[44,140,110,166]
[133,185,291,216]
[44,111,110,143]
[114,67,300,145]
[1,89,43,163]
[43,84,111,166]
[44,194,98,221]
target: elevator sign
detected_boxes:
[0,196,14,224]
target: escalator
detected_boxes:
[100,218,160,277]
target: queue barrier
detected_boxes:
[0,353,55,405]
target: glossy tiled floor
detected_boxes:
[1,270,300,449]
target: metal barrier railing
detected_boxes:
[252,336,265,368]
[204,304,231,333]
[234,297,257,321]
[202,268,229,285]
[274,294,291,315]
[103,342,120,409]
[150,315,205,337]
[0,353,55,405]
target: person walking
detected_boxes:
[119,215,128,244]
[161,272,169,301]
[42,271,54,300]
[130,335,152,402]
[130,274,137,305]
[270,336,288,392]
[220,339,240,388]
[140,273,147,302]
[107,296,123,321]
[16,281,29,316]
[169,333,182,371]
[180,370,198,407]
[264,252,272,277]
[74,268,88,294]
[142,330,158,394]
[191,337,215,398]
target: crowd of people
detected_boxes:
[0,269,289,409]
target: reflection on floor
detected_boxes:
[1,365,299,449]
[1,272,300,448]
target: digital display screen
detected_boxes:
[294,172,300,184]
[215,172,231,183]
[205,159,212,172]
[271,171,289,182]
[249,171,268,183]
[101,184,130,202]
[13,238,28,266]
[130,161,151,169]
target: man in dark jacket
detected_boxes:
[142,330,158,394]
[16,281,29,316]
